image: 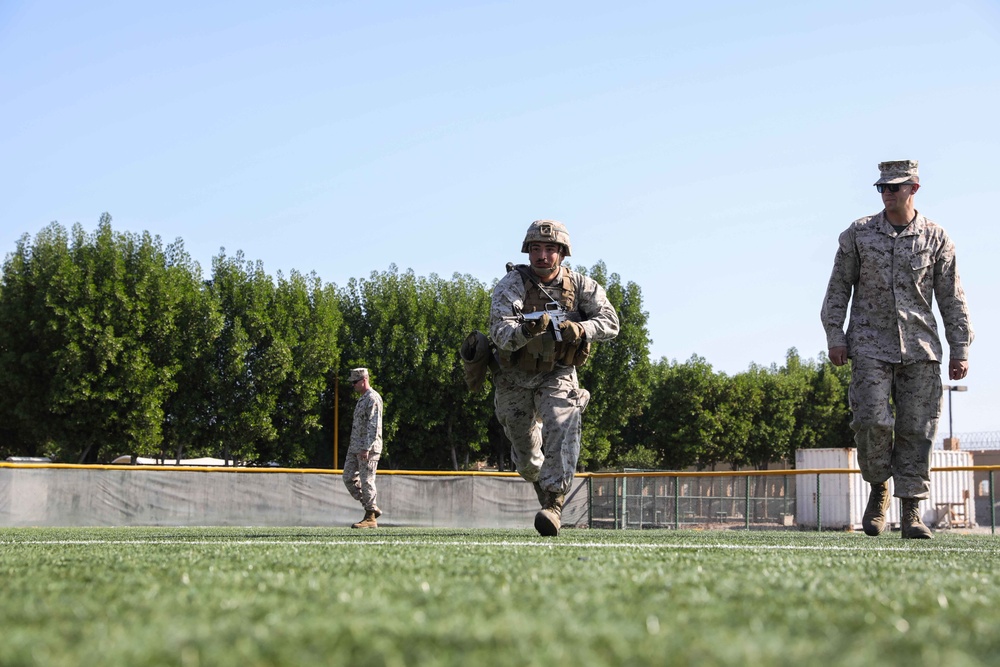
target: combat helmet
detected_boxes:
[521,219,572,257]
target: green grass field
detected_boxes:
[1,527,998,667]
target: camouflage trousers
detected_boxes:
[849,357,942,499]
[343,451,380,511]
[493,366,591,495]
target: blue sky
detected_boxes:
[2,1,998,436]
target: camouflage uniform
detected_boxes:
[821,207,973,498]
[343,381,383,512]
[490,265,619,494]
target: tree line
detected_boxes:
[0,216,851,470]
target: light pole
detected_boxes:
[943,384,968,442]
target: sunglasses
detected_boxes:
[875,183,906,193]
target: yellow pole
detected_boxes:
[333,376,339,469]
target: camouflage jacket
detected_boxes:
[349,388,383,455]
[489,266,620,355]
[821,210,973,363]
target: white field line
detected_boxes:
[1,539,997,554]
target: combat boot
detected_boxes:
[372,506,383,519]
[532,482,547,506]
[900,499,932,539]
[351,510,378,529]
[534,489,565,537]
[861,482,891,536]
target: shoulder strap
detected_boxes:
[514,263,536,287]
[513,264,566,303]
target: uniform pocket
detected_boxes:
[910,249,933,270]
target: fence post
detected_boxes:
[639,477,646,530]
[762,474,768,527]
[650,477,656,529]
[613,477,619,530]
[674,475,680,530]
[587,476,593,530]
[621,474,628,529]
[816,473,822,533]
[991,470,996,536]
[784,474,789,520]
[744,474,751,531]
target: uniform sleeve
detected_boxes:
[820,227,858,350]
[933,235,974,360]
[489,272,532,352]
[576,276,620,342]
[363,394,382,451]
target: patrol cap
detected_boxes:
[874,160,919,185]
[347,368,369,383]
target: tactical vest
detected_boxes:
[499,265,590,373]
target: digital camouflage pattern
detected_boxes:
[490,265,619,494]
[520,219,573,256]
[490,268,619,358]
[347,387,383,455]
[849,357,942,499]
[821,211,973,363]
[873,160,919,185]
[822,196,973,501]
[493,367,590,493]
[343,387,383,511]
[343,455,380,511]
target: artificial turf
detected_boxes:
[0,527,997,666]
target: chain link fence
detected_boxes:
[588,471,796,530]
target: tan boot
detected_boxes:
[351,510,378,529]
[901,498,932,539]
[862,482,891,536]
[534,489,565,537]
[532,482,547,506]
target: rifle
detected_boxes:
[520,301,568,342]
[506,261,572,342]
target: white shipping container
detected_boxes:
[794,448,975,530]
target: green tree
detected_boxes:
[0,216,189,462]
[624,355,726,470]
[0,225,74,459]
[425,272,494,470]
[337,266,493,470]
[0,217,852,470]
[157,239,224,462]
[338,265,419,468]
[713,370,760,470]
[721,363,801,470]
[207,251,290,463]
[263,271,341,466]
[573,261,652,469]
[787,349,853,451]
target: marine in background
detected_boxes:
[343,367,384,529]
